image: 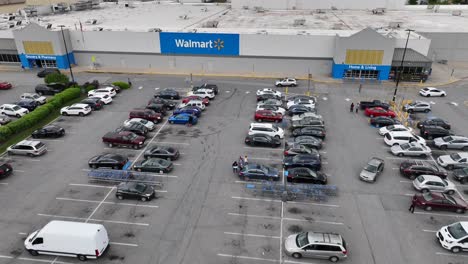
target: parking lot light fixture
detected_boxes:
[392,29,414,102]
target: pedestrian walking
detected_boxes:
[232,161,239,173]
[127,77,132,87]
[355,103,359,113]
[350,102,354,112]
[244,155,248,165]
[409,203,415,213]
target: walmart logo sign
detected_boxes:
[160,32,239,56]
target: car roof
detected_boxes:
[420,175,443,181]
[71,103,89,108]
[1,103,18,107]
[388,131,414,136]
[250,123,275,128]
[307,232,343,245]
[16,140,41,146]
[369,158,384,166]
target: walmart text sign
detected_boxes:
[160,32,239,56]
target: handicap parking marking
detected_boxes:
[217,253,277,263]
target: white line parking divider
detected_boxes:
[86,187,115,222]
[0,255,13,259]
[422,229,437,233]
[130,120,169,168]
[415,211,468,218]
[228,213,344,225]
[224,232,280,239]
[156,141,189,145]
[109,242,138,247]
[0,182,8,185]
[37,213,150,226]
[217,253,277,263]
[436,252,468,258]
[56,197,159,208]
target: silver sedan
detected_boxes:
[359,157,385,182]
[434,136,468,151]
[391,142,431,157]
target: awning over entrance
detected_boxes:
[392,48,432,68]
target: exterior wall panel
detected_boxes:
[70,31,161,53]
[419,32,468,62]
[232,0,406,10]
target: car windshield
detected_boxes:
[451,153,461,161]
[422,192,433,201]
[296,232,309,248]
[364,164,378,173]
[400,143,411,150]
[139,119,148,124]
[300,146,311,154]
[417,176,425,183]
[442,136,453,142]
[134,183,147,193]
[12,106,21,110]
[386,125,395,130]
[448,223,468,240]
[31,94,40,99]
[128,133,137,140]
[272,125,279,132]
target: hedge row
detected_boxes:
[0,87,81,143]
[112,81,131,90]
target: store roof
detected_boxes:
[392,48,432,62]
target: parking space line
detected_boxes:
[81,168,91,172]
[249,157,283,162]
[436,252,468,258]
[228,213,343,225]
[56,197,159,208]
[14,169,25,172]
[0,255,13,259]
[0,182,8,185]
[224,232,280,239]
[400,180,412,183]
[173,163,182,166]
[422,229,437,233]
[17,257,73,264]
[385,157,428,162]
[103,147,140,151]
[18,232,27,235]
[284,260,320,264]
[109,242,139,247]
[86,187,115,222]
[415,211,468,218]
[287,201,340,207]
[217,253,277,262]
[231,196,340,207]
[37,213,150,226]
[29,159,42,162]
[156,141,190,145]
[69,183,167,192]
[130,120,169,167]
[243,147,283,151]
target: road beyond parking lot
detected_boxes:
[0,71,467,264]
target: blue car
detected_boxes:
[173,107,202,117]
[168,113,198,125]
[238,163,280,181]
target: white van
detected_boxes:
[384,131,426,146]
[24,221,109,261]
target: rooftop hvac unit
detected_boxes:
[293,19,305,26]
[256,30,268,35]
[254,6,265,13]
[372,8,386,15]
[389,21,403,28]
[148,28,162,32]
[203,20,219,28]
[52,3,69,13]
[85,18,99,25]
[452,10,462,16]
[316,9,325,14]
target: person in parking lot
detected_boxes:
[232,161,239,173]
[409,202,415,213]
[350,102,354,112]
[355,103,359,113]
[244,155,248,164]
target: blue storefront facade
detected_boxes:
[160,32,240,56]
[19,53,75,69]
[331,62,391,80]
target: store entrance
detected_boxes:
[30,59,57,68]
[343,70,379,79]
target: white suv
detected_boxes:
[60,103,92,116]
[20,93,47,105]
[275,78,297,87]
[188,89,215,99]
[384,131,426,146]
[0,104,29,117]
[437,222,468,253]
[88,87,117,98]
[248,123,284,139]
[437,152,468,170]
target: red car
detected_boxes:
[364,107,396,118]
[0,82,12,90]
[254,110,283,123]
[412,192,468,213]
[129,109,162,123]
[182,96,209,106]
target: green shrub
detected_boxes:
[6,118,33,134]
[44,73,70,85]
[85,85,95,92]
[59,87,81,102]
[0,126,13,143]
[113,81,131,90]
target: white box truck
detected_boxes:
[24,220,109,261]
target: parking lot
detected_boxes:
[0,70,468,264]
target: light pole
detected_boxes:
[58,25,75,83]
[392,29,414,102]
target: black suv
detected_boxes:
[283,154,321,170]
[116,182,155,201]
[417,118,451,130]
[195,83,219,95]
[420,125,451,140]
[146,103,167,116]
[37,68,60,78]
[155,88,180,100]
[35,83,67,95]
[15,99,38,111]
[148,98,176,110]
[81,98,103,110]
[115,123,148,137]
[399,160,448,179]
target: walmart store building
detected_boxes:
[0,23,433,81]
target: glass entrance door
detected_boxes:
[41,60,57,68]
[343,69,378,79]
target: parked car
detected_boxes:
[399,160,448,180]
[434,136,468,151]
[417,118,451,130]
[116,182,155,201]
[0,163,13,179]
[0,81,12,90]
[238,163,279,181]
[292,127,326,138]
[284,144,320,157]
[100,83,121,93]
[453,167,468,184]
[61,103,92,116]
[288,105,316,116]
[359,100,390,110]
[14,99,38,112]
[420,126,451,140]
[144,146,180,160]
[37,68,60,78]
[287,95,316,103]
[0,104,29,117]
[284,231,348,262]
[244,133,281,148]
[384,131,426,146]
[257,93,281,102]
[148,98,176,110]
[115,123,148,137]
[437,222,468,253]
[391,142,431,157]
[129,109,162,123]
[198,83,219,95]
[275,77,297,87]
[378,124,413,136]
[168,113,198,125]
[133,158,173,173]
[413,175,456,194]
[292,112,322,122]
[248,123,284,139]
[256,88,282,97]
[80,98,103,110]
[257,99,282,107]
[124,118,155,131]
[155,88,180,100]
[364,107,396,118]
[286,136,322,150]
[7,140,47,156]
[146,103,168,115]
[438,152,468,170]
[88,87,116,98]
[254,110,283,123]
[88,153,128,169]
[286,167,327,184]
[283,154,321,170]
[291,119,325,130]
[20,93,46,105]
[0,114,11,125]
[403,101,431,113]
[35,83,67,95]
[359,157,384,182]
[102,131,146,149]
[287,98,315,110]
[182,95,209,106]
[188,89,215,99]
[89,94,112,105]
[256,105,286,116]
[178,100,205,111]
[31,125,65,138]
[370,116,400,127]
[173,107,201,118]
[420,87,446,97]
[412,192,467,213]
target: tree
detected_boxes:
[44,73,69,85]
